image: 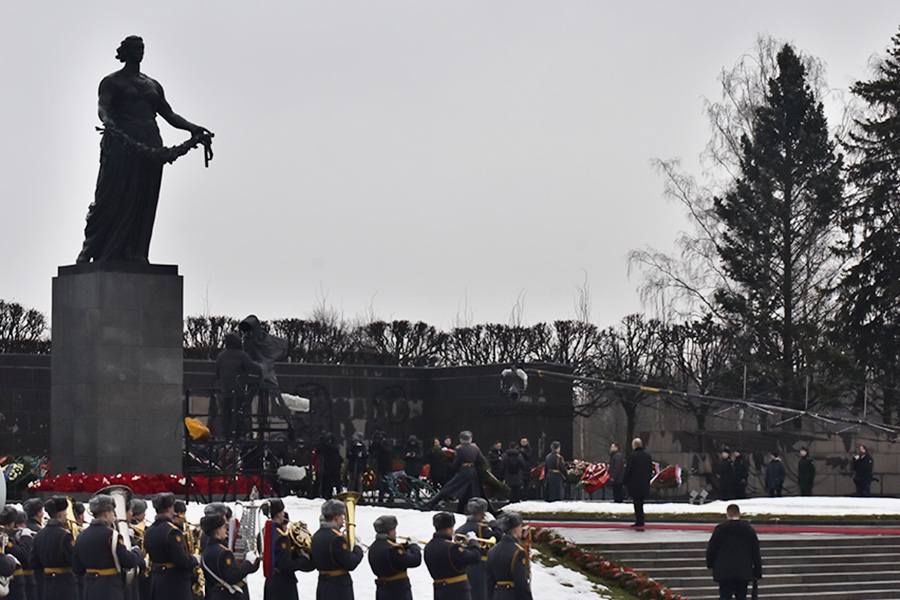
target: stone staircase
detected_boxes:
[584,534,900,599]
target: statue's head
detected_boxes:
[116,36,144,63]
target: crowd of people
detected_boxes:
[716,444,875,499]
[0,491,531,600]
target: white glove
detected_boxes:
[244,551,259,564]
[16,529,34,539]
[192,553,202,565]
[466,531,478,541]
[10,555,21,568]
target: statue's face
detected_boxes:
[122,41,144,63]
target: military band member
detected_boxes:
[367,515,421,600]
[143,492,199,600]
[454,498,500,600]
[424,512,482,600]
[1,506,30,600]
[72,494,144,600]
[127,499,150,600]
[13,510,38,600]
[31,496,77,600]
[0,552,17,578]
[485,513,531,600]
[310,499,364,600]
[21,500,44,534]
[200,514,259,600]
[260,498,313,600]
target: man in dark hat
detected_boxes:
[72,494,144,600]
[143,493,199,600]
[732,449,749,499]
[126,498,150,600]
[311,499,364,600]
[22,499,44,534]
[424,511,482,600]
[718,448,735,501]
[367,514,421,600]
[346,432,369,494]
[260,498,313,600]
[200,512,259,600]
[454,498,500,600]
[31,496,77,600]
[486,512,532,600]
[1,506,30,600]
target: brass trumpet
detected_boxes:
[453,533,497,551]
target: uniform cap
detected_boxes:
[373,515,397,534]
[200,514,226,534]
[498,512,523,533]
[465,497,488,516]
[44,496,69,516]
[433,512,455,530]
[22,498,44,518]
[128,499,147,515]
[152,492,176,513]
[89,494,116,516]
[321,499,346,520]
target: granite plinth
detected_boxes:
[51,264,183,474]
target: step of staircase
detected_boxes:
[585,534,900,600]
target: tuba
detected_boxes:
[91,485,139,585]
[335,491,361,551]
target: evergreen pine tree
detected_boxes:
[840,28,900,421]
[713,44,843,409]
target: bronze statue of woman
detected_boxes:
[77,36,213,264]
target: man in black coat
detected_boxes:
[424,431,486,512]
[424,512,482,600]
[311,499,364,600]
[543,442,566,502]
[367,515,421,600]
[621,438,653,528]
[1,506,30,600]
[718,448,735,501]
[608,443,625,503]
[200,514,259,600]
[143,493,199,600]
[72,494,144,600]
[31,496,77,600]
[485,512,532,600]
[797,447,816,496]
[501,443,527,504]
[22,499,44,534]
[260,498,313,600]
[346,432,369,493]
[852,445,874,497]
[706,504,762,600]
[764,452,785,497]
[732,449,749,499]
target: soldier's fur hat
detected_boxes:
[152,492,176,513]
[433,512,455,531]
[373,515,398,534]
[498,512,523,534]
[22,498,44,518]
[128,499,147,515]
[0,506,16,526]
[465,497,488,516]
[262,499,285,518]
[89,494,116,516]
[321,499,346,520]
[44,496,69,516]
[200,514,226,535]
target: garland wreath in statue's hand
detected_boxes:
[96,125,215,167]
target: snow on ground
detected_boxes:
[182,498,613,600]
[513,495,900,517]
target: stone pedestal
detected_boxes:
[51,263,183,474]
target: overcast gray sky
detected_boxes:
[2,2,899,330]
